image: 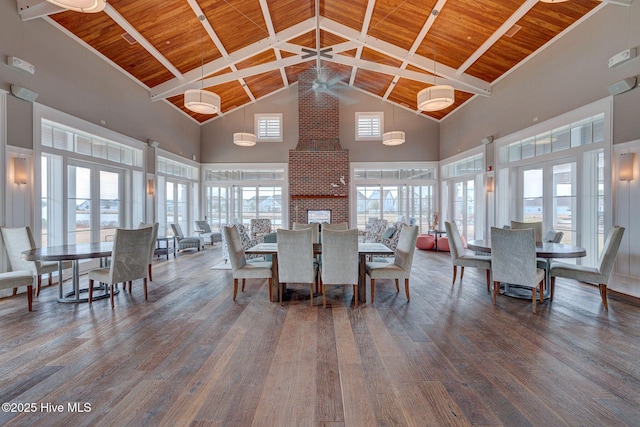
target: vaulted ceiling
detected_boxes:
[18,0,620,123]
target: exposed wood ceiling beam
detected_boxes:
[456,0,537,75]
[259,0,289,88]
[104,3,183,80]
[349,0,377,86]
[17,0,62,21]
[321,18,491,95]
[150,17,315,101]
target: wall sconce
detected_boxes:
[619,152,635,181]
[147,179,155,196]
[13,157,27,185]
[486,176,494,193]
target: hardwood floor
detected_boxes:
[1,245,640,426]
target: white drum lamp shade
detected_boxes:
[233,132,257,147]
[417,85,455,112]
[46,0,106,12]
[184,90,220,115]
[382,131,405,146]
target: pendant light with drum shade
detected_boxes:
[233,106,256,147]
[184,16,221,115]
[45,0,106,13]
[382,105,405,146]
[417,9,454,112]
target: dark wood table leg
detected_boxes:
[270,253,279,302]
[358,253,367,303]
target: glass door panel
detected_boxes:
[522,168,543,223]
[99,170,121,242]
[68,165,91,244]
[552,163,576,244]
[466,179,475,239]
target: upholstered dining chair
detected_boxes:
[366,225,419,303]
[321,222,349,231]
[550,225,625,310]
[491,227,545,313]
[223,225,273,301]
[0,270,35,311]
[277,228,317,306]
[444,221,492,291]
[320,228,359,308]
[88,227,154,309]
[170,223,203,252]
[195,220,221,245]
[292,222,320,243]
[510,220,543,244]
[1,226,72,297]
[537,229,565,271]
[138,222,159,282]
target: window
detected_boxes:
[355,112,383,141]
[255,113,283,142]
[157,154,199,237]
[35,106,145,252]
[202,164,287,231]
[352,163,437,232]
[495,99,611,268]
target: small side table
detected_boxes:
[155,236,176,260]
[427,229,447,251]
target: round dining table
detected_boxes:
[466,239,586,299]
[22,242,115,303]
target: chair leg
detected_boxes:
[280,283,284,306]
[451,266,457,285]
[486,270,491,292]
[323,284,327,308]
[148,264,153,282]
[460,266,465,281]
[353,284,358,308]
[370,279,375,303]
[110,284,115,309]
[395,278,399,293]
[143,278,148,300]
[49,273,53,286]
[88,279,94,304]
[493,281,499,305]
[242,278,246,292]
[27,285,33,312]
[404,278,410,301]
[13,287,18,296]
[37,275,42,297]
[599,284,608,310]
[539,279,544,304]
[233,278,239,301]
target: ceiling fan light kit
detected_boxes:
[418,86,455,112]
[45,0,106,13]
[184,89,220,115]
[382,131,406,146]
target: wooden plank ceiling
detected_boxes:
[29,0,606,123]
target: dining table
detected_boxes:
[245,242,394,303]
[22,242,115,303]
[466,239,586,299]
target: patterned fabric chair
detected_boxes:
[366,225,419,303]
[223,225,273,301]
[250,218,272,242]
[88,227,154,309]
[221,224,261,263]
[550,225,625,310]
[491,227,544,313]
[170,223,203,252]
[363,219,388,243]
[1,226,72,297]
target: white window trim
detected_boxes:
[355,112,384,141]
[254,113,283,142]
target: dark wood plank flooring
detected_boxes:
[1,245,640,426]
